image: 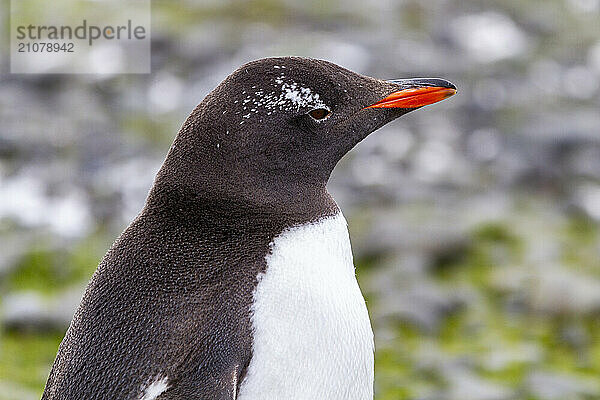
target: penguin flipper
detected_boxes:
[157,361,245,400]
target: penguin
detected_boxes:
[42,57,456,400]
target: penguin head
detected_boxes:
[156,57,455,205]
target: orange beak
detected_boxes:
[366,79,457,109]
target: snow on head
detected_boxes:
[236,73,328,121]
[281,83,324,109]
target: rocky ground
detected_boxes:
[1,1,600,399]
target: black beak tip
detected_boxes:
[387,78,457,91]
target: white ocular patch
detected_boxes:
[236,212,374,400]
[237,72,328,124]
[139,376,169,400]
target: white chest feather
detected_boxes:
[237,213,374,400]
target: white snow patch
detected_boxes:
[450,12,528,63]
[148,74,184,113]
[235,74,328,123]
[0,173,92,238]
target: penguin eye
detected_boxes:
[308,108,331,120]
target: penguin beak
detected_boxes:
[365,78,457,109]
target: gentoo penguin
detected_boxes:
[42,57,455,400]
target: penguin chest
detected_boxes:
[237,213,374,400]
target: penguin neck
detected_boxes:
[144,110,339,223]
[145,159,339,225]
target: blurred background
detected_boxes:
[2,0,600,399]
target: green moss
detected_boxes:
[121,114,179,148]
[5,247,68,294]
[0,331,63,397]
[375,342,444,400]
[4,236,102,295]
[561,216,600,277]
